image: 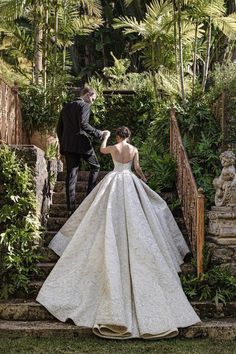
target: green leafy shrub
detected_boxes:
[181,266,236,306]
[208,62,236,148]
[0,145,42,299]
[20,77,69,135]
[176,94,222,208]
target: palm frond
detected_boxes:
[181,21,204,43]
[145,0,172,20]
[124,0,134,6]
[204,0,226,18]
[113,16,146,36]
[0,0,28,20]
[213,13,236,39]
[79,0,102,17]
[72,15,103,34]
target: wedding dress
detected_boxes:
[36,159,200,339]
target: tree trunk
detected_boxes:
[34,26,43,84]
[177,0,185,102]
[63,46,66,71]
[226,0,236,14]
[33,2,43,84]
[202,21,212,92]
[192,22,198,94]
[151,41,158,101]
[173,8,178,75]
[43,6,49,89]
[101,32,108,68]
[54,5,59,64]
[52,1,59,87]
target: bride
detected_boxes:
[37,126,200,339]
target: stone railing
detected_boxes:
[170,108,205,276]
[0,78,28,144]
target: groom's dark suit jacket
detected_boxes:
[57,98,102,155]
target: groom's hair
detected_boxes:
[80,87,96,96]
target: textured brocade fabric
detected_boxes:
[36,160,201,339]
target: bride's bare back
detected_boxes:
[111,141,136,163]
[100,132,147,182]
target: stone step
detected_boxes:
[25,265,195,298]
[53,181,88,193]
[0,319,236,339]
[34,260,196,282]
[46,217,68,231]
[27,281,44,298]
[57,171,107,182]
[35,259,196,278]
[1,300,236,322]
[36,262,55,279]
[52,192,85,205]
[49,204,78,218]
[0,300,55,321]
[43,231,57,246]
[41,247,59,262]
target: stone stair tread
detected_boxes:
[1,299,236,307]
[37,262,55,267]
[0,319,236,339]
[51,192,85,205]
[41,247,59,262]
[28,280,43,290]
[0,320,92,336]
[47,216,68,221]
[53,181,88,193]
[57,171,107,182]
[1,299,235,321]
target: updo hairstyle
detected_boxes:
[115,126,131,141]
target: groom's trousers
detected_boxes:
[65,151,100,212]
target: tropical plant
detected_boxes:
[20,74,69,134]
[184,0,236,91]
[114,0,236,99]
[113,0,204,100]
[0,0,103,85]
[181,265,236,306]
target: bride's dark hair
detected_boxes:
[115,126,131,140]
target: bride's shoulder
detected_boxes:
[127,143,138,152]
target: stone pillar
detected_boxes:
[207,149,236,275]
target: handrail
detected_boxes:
[0,78,27,145]
[170,108,204,276]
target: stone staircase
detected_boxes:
[0,170,236,339]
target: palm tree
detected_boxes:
[114,0,202,100]
[184,0,236,91]
[0,0,103,84]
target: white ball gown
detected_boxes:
[36,159,200,339]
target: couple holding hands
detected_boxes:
[37,87,200,340]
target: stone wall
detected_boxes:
[206,240,236,276]
[9,145,62,224]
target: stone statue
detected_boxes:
[213,149,236,207]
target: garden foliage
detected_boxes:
[0,145,41,299]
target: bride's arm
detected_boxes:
[100,131,112,154]
[133,149,147,182]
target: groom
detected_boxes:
[57,87,106,213]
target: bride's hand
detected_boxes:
[103,130,110,138]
